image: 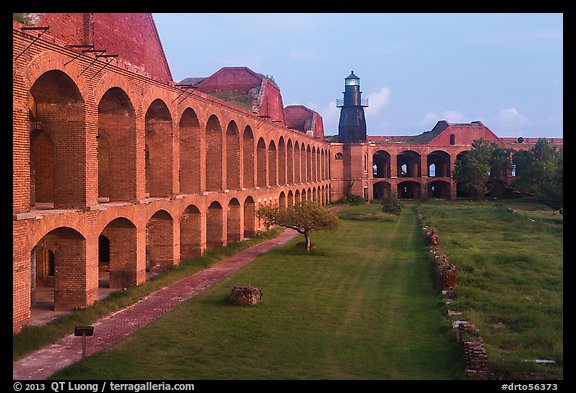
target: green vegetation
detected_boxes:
[257,201,340,252]
[416,198,563,378]
[381,191,402,215]
[52,204,463,380]
[334,194,365,205]
[13,228,283,361]
[512,139,563,211]
[453,137,513,198]
[211,91,253,111]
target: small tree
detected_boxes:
[381,192,402,215]
[256,201,340,252]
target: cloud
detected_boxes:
[318,100,340,134]
[365,87,391,118]
[495,107,528,127]
[418,110,464,128]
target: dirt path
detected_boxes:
[13,228,302,380]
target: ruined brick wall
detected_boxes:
[35,13,173,84]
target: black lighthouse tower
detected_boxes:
[337,71,368,143]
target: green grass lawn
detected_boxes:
[52,204,464,380]
[415,198,563,379]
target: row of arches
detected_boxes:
[29,184,331,316]
[373,180,452,199]
[28,69,331,210]
[372,150,452,179]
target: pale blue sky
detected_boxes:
[153,13,563,138]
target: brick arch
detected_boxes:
[226,120,241,190]
[92,72,141,112]
[30,226,92,312]
[206,114,223,192]
[293,141,301,183]
[146,209,175,273]
[268,139,277,186]
[29,69,87,209]
[207,201,224,249]
[180,204,202,260]
[312,145,317,182]
[145,99,174,197]
[286,138,294,185]
[100,217,140,288]
[257,137,267,187]
[179,107,202,194]
[242,126,255,189]
[98,87,137,201]
[23,51,90,101]
[287,189,294,207]
[300,142,307,183]
[29,220,88,255]
[278,136,286,185]
[227,197,242,243]
[306,144,312,183]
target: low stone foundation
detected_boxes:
[418,212,489,380]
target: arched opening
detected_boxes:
[287,190,294,207]
[227,198,242,243]
[205,115,223,192]
[30,129,54,205]
[317,148,322,182]
[179,108,201,194]
[294,142,301,183]
[373,150,391,178]
[287,139,294,184]
[450,134,456,145]
[279,191,286,209]
[295,189,301,203]
[278,137,286,185]
[313,187,317,202]
[312,146,317,182]
[180,204,202,260]
[427,150,451,178]
[373,181,391,200]
[306,145,312,182]
[335,152,343,160]
[300,142,306,182]
[98,87,136,201]
[98,235,110,287]
[145,99,173,197]
[146,210,174,276]
[29,70,86,209]
[397,151,421,178]
[244,197,256,238]
[101,218,139,288]
[397,181,422,199]
[268,140,277,186]
[428,180,451,199]
[243,126,255,189]
[302,188,307,201]
[226,121,240,190]
[207,201,224,249]
[257,138,267,187]
[30,227,91,319]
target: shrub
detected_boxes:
[345,194,365,205]
[381,192,402,215]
